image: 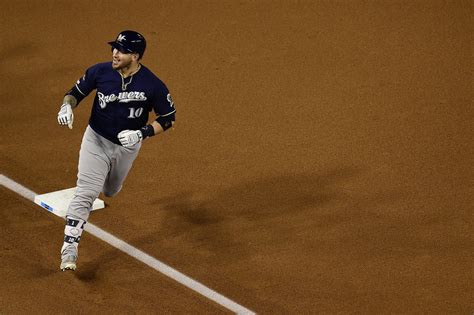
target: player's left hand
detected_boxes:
[118,130,143,147]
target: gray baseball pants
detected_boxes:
[67,125,141,222]
[61,125,141,259]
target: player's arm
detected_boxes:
[150,113,176,135]
[149,120,174,135]
[58,65,98,129]
[117,112,175,148]
[63,94,78,109]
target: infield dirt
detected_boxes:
[0,0,471,313]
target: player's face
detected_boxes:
[112,48,135,70]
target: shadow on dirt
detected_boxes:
[127,166,368,260]
[159,166,361,222]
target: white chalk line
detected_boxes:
[0,174,255,315]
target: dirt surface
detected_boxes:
[0,0,471,314]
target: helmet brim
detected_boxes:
[108,41,134,54]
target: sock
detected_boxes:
[60,217,86,257]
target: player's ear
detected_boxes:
[132,52,140,61]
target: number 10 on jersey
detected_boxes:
[128,107,144,118]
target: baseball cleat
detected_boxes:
[60,255,77,271]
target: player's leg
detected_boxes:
[60,126,111,271]
[60,216,86,271]
[102,143,141,197]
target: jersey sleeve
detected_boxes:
[152,84,176,118]
[65,64,100,104]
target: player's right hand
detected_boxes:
[58,104,74,129]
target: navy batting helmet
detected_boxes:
[108,30,146,59]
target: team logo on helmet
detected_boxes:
[117,34,126,42]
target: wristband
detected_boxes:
[140,124,155,139]
[156,115,174,131]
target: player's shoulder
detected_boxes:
[139,65,169,91]
[88,62,113,72]
[85,62,113,77]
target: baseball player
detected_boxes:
[57,30,176,271]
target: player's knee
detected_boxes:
[103,190,117,197]
[69,188,99,209]
[102,185,122,197]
